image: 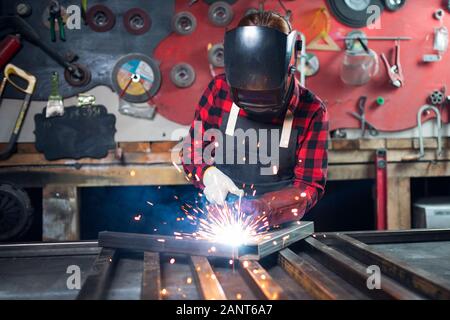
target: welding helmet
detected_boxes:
[224,25,302,120]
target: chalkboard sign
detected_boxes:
[34,105,116,160]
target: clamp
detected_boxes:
[348,96,379,137]
[48,0,65,42]
[402,105,443,161]
[381,43,404,88]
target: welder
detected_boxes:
[182,11,328,229]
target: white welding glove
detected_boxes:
[203,167,244,206]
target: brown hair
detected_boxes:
[238,11,291,35]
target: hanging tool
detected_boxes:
[0,16,90,86]
[402,105,443,161]
[348,96,379,137]
[208,1,234,27]
[327,0,384,28]
[77,93,96,107]
[381,42,404,88]
[112,54,160,120]
[111,54,161,103]
[0,35,22,69]
[303,53,320,77]
[0,64,37,160]
[48,0,66,42]
[306,8,340,52]
[117,73,156,119]
[341,32,412,43]
[208,43,224,68]
[123,8,151,35]
[81,0,88,25]
[170,63,196,88]
[15,2,33,17]
[46,72,64,118]
[172,11,197,35]
[383,0,407,11]
[86,4,116,32]
[429,89,446,106]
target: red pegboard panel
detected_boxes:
[153,0,450,132]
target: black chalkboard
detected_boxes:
[34,105,116,160]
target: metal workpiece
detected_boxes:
[0,241,99,258]
[190,256,227,300]
[141,252,162,300]
[246,221,314,260]
[239,259,288,300]
[98,221,314,260]
[328,233,450,300]
[77,248,118,300]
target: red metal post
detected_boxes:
[375,149,387,230]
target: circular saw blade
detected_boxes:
[112,54,161,103]
[327,0,384,28]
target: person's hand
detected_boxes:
[203,167,244,205]
[238,187,309,229]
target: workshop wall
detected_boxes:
[154,0,450,132]
[1,0,450,143]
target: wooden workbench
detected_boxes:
[1,138,449,241]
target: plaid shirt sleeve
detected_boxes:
[293,105,329,213]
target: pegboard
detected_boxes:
[0,0,174,100]
[153,0,450,132]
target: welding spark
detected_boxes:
[189,202,268,247]
[133,214,142,221]
[178,193,271,248]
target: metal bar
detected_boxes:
[99,231,237,259]
[190,256,227,300]
[339,36,412,41]
[278,248,358,300]
[239,260,287,300]
[331,233,450,299]
[99,222,313,260]
[141,252,162,300]
[303,237,423,300]
[334,229,450,244]
[252,221,314,259]
[0,241,99,258]
[76,248,117,300]
[375,149,387,230]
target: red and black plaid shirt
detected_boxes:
[182,73,328,212]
